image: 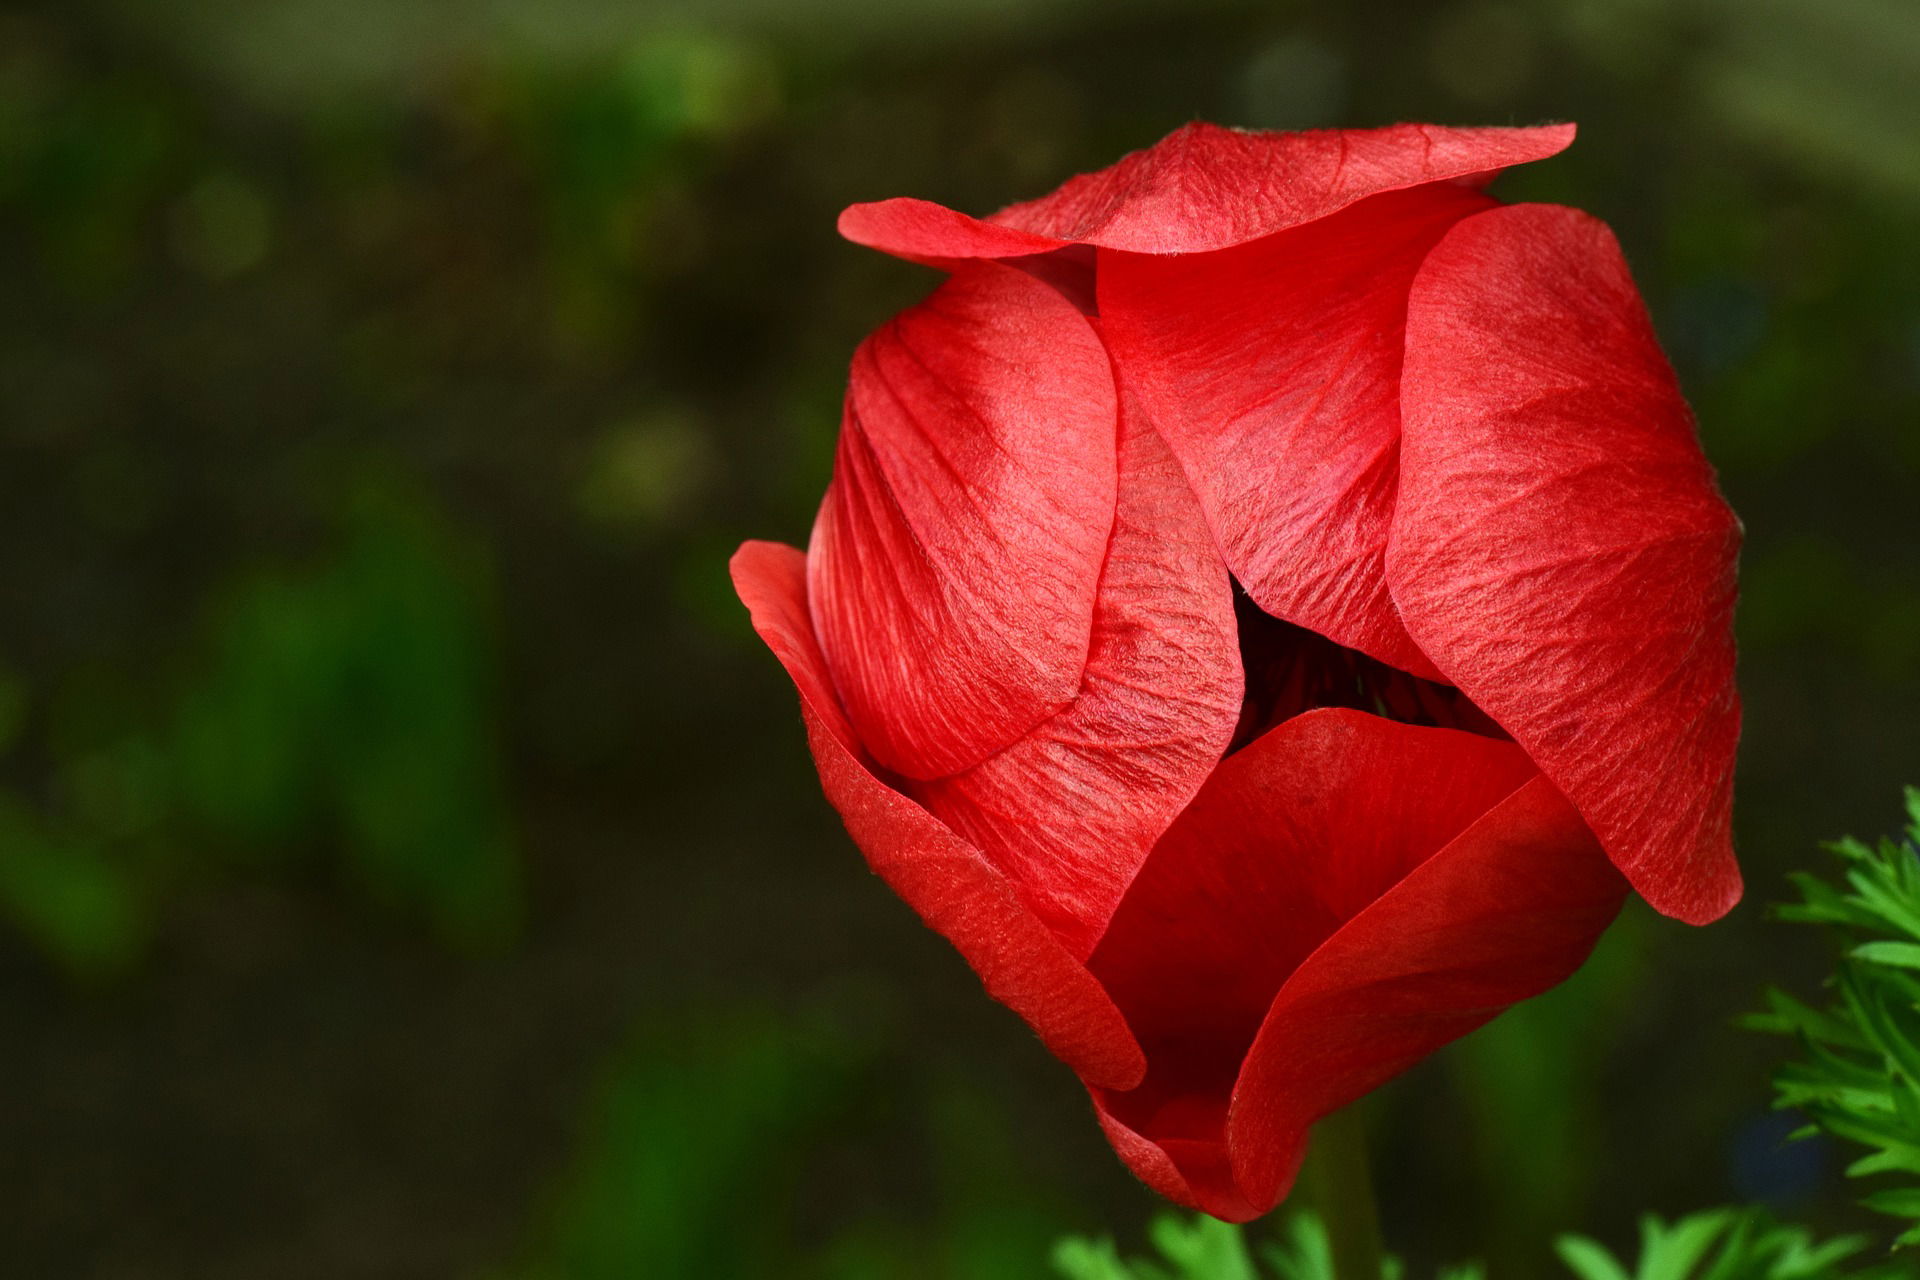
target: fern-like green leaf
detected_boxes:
[1754,789,1920,1249]
[1549,1208,1890,1279]
[1052,1209,1885,1280]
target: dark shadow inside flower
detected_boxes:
[1228,580,1503,752]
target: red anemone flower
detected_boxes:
[731,121,1740,1222]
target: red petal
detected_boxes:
[1100,184,1496,678]
[1389,203,1743,924]
[912,396,1242,959]
[807,263,1119,780]
[1227,772,1622,1214]
[838,122,1574,261]
[837,198,1068,268]
[1095,1105,1277,1222]
[1086,709,1571,1218]
[730,541,1146,1089]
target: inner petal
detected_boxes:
[1085,710,1538,1201]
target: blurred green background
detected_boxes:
[1,0,1916,1275]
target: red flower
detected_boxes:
[730,122,1740,1221]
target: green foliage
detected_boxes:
[927,1071,1078,1279]
[1054,1214,1264,1280]
[1052,1211,1471,1280]
[494,1011,868,1280]
[1259,1213,1486,1280]
[0,474,520,976]
[1750,788,1920,1246]
[0,794,147,981]
[1449,906,1651,1269]
[491,1006,1070,1280]
[174,476,521,947]
[1554,1210,1892,1280]
[489,32,773,345]
[0,71,182,294]
[1053,1209,1894,1280]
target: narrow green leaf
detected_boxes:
[1552,1235,1632,1280]
[1860,1187,1920,1218]
[1854,943,1920,971]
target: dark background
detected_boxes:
[1,0,1917,1275]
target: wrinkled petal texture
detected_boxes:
[1087,709,1624,1219]
[838,121,1574,262]
[1390,203,1742,924]
[1100,184,1496,678]
[913,393,1242,959]
[807,263,1118,780]
[731,541,1146,1089]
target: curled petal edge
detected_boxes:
[731,539,1147,1090]
[839,121,1576,263]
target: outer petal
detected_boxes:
[914,395,1242,960]
[807,262,1118,781]
[731,541,1146,1090]
[838,121,1574,262]
[836,199,1068,270]
[1100,184,1496,678]
[1086,710,1604,1220]
[1389,203,1743,924]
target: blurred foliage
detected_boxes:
[493,1009,870,1279]
[0,472,518,976]
[0,790,148,981]
[1053,1207,1897,1280]
[1447,904,1651,1268]
[491,1002,1071,1280]
[1750,790,1920,1246]
[175,474,520,943]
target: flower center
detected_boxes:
[1229,582,1502,751]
